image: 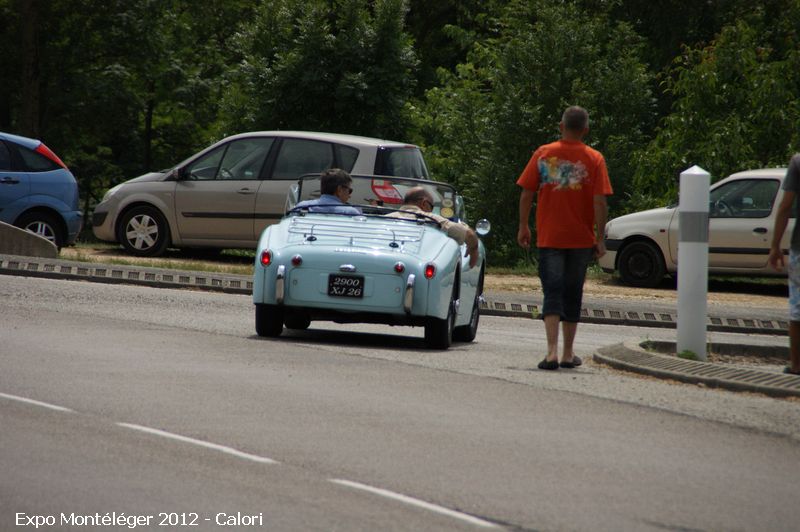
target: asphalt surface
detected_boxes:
[3,274,800,531]
[2,252,798,398]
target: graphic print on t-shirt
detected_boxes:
[537,156,588,190]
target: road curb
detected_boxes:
[0,254,253,295]
[1,253,789,336]
[479,300,788,336]
[595,340,800,398]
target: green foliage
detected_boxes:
[1,0,799,264]
[218,0,417,140]
[412,0,656,264]
[632,3,800,201]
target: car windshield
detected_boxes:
[293,174,464,220]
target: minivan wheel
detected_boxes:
[118,205,170,257]
[617,241,666,288]
[16,211,64,249]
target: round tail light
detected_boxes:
[394,262,405,273]
[260,250,272,266]
[424,263,436,279]
[291,255,303,266]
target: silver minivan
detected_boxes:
[92,131,430,256]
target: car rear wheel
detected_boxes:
[118,205,170,257]
[16,211,64,249]
[425,294,456,349]
[453,271,483,343]
[255,304,284,337]
[618,240,666,288]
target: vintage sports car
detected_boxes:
[252,174,489,348]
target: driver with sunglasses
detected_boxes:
[295,168,362,215]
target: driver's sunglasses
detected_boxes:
[342,185,353,194]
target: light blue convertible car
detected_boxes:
[252,174,489,348]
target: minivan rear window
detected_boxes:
[375,147,429,179]
[335,144,359,172]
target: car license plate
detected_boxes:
[328,274,364,298]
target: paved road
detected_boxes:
[2,276,799,531]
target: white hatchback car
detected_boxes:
[600,168,794,287]
[92,131,430,256]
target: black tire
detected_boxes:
[617,240,666,288]
[255,304,284,337]
[424,297,455,349]
[453,294,480,342]
[118,205,170,257]
[15,211,64,248]
[453,270,483,343]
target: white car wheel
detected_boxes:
[618,241,666,288]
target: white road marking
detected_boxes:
[0,392,73,412]
[117,423,278,464]
[329,479,499,529]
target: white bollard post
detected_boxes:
[677,165,710,361]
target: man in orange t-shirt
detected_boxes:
[517,106,613,371]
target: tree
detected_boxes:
[0,0,253,221]
[631,2,800,202]
[218,0,418,140]
[414,0,656,263]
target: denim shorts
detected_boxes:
[538,247,594,322]
[788,250,800,322]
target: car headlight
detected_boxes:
[101,183,123,203]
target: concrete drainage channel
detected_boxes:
[2,253,798,398]
[595,341,800,399]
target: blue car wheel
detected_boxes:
[424,293,455,349]
[255,304,284,337]
[16,211,63,248]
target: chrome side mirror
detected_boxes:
[475,219,491,236]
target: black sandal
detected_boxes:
[538,358,559,371]
[560,355,583,369]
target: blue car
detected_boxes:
[0,132,82,248]
[253,174,489,349]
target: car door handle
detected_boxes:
[1,177,20,184]
[753,227,768,234]
[237,188,255,195]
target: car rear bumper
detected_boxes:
[64,210,83,245]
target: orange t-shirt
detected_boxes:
[517,139,613,248]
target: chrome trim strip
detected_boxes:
[404,274,415,313]
[275,265,286,304]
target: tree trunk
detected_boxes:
[18,0,41,137]
[144,79,155,171]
